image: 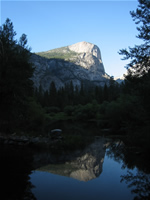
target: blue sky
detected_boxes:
[1,0,140,77]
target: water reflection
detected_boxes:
[36,138,106,181]
[31,138,135,200]
[1,137,150,200]
[106,139,150,200]
[121,170,150,200]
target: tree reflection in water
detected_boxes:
[121,170,150,200]
[1,137,150,200]
[106,139,150,200]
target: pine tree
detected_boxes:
[119,0,150,77]
[0,18,34,132]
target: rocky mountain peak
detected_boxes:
[31,42,109,91]
[68,41,102,60]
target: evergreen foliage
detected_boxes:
[0,18,34,132]
[118,0,150,123]
[119,0,150,76]
[34,79,120,110]
[117,0,150,149]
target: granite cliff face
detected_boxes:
[68,41,105,73]
[31,41,109,91]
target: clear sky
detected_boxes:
[1,0,141,77]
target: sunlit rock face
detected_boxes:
[36,138,106,182]
[68,41,104,67]
[68,41,105,74]
[69,139,105,181]
[69,41,101,58]
[31,42,109,91]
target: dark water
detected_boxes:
[0,138,150,200]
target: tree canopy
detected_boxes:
[0,18,34,132]
[119,0,150,77]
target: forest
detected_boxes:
[0,0,150,153]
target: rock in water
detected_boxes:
[31,41,110,91]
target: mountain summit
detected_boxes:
[68,41,105,73]
[68,41,102,60]
[31,42,109,91]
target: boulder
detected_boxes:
[49,129,62,139]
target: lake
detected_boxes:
[0,137,150,200]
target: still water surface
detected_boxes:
[30,155,136,200]
[1,137,150,200]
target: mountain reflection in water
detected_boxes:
[1,136,150,200]
[36,138,106,182]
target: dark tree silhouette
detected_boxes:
[0,18,34,132]
[119,0,150,77]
